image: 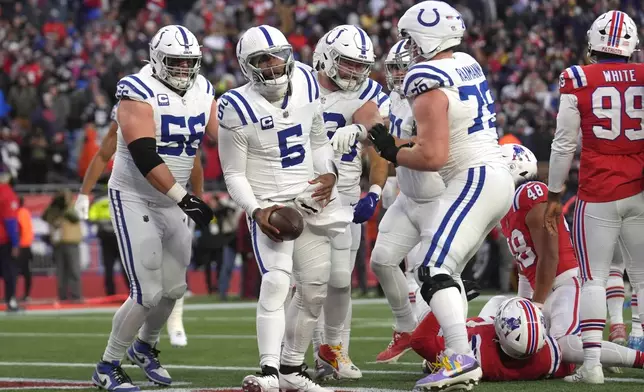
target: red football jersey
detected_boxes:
[412,314,574,381]
[0,183,18,245]
[559,62,644,202]
[500,181,578,289]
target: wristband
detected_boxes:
[167,183,188,203]
[369,184,382,197]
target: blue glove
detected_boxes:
[352,192,379,223]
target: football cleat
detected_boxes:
[242,365,279,392]
[609,323,627,345]
[314,351,334,381]
[279,365,333,392]
[564,364,604,384]
[169,330,188,347]
[376,330,412,363]
[92,360,140,391]
[126,338,172,386]
[317,344,362,380]
[413,350,482,392]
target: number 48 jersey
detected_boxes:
[558,62,644,202]
[500,181,578,289]
[109,64,214,205]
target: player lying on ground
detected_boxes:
[413,296,644,385]
[496,143,644,382]
[74,103,199,348]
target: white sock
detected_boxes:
[429,285,470,355]
[313,310,324,354]
[166,296,184,334]
[139,297,176,345]
[323,285,350,346]
[102,297,149,363]
[341,300,352,354]
[632,294,643,337]
[372,262,416,332]
[607,269,625,325]
[559,334,643,368]
[579,282,605,367]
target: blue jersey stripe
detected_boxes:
[228,90,258,123]
[220,93,248,126]
[299,67,313,103]
[128,75,154,98]
[359,79,374,100]
[117,80,148,100]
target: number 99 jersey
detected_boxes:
[109,64,214,205]
[558,63,644,202]
[500,181,578,290]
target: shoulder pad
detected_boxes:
[197,74,216,99]
[110,103,118,122]
[295,64,320,103]
[217,89,258,129]
[559,65,588,94]
[375,91,390,118]
[357,79,383,102]
[403,63,455,98]
[513,181,548,212]
[115,74,155,102]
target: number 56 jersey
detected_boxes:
[109,64,214,205]
[500,181,578,289]
[558,63,644,203]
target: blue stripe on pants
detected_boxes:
[110,189,142,304]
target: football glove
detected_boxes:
[352,192,379,223]
[178,193,213,230]
[330,124,366,154]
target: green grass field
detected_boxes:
[0,296,643,392]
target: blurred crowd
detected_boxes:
[0,0,642,186]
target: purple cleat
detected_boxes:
[414,350,482,392]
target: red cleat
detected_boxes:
[376,330,412,363]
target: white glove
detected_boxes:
[74,194,90,220]
[330,124,366,154]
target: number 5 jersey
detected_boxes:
[500,180,579,289]
[109,64,214,205]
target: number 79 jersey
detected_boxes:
[403,52,505,183]
[500,181,578,290]
[109,64,214,205]
[559,62,644,202]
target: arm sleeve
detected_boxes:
[309,108,338,177]
[4,218,18,248]
[548,94,581,193]
[218,126,261,217]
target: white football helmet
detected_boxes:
[312,33,329,71]
[149,25,202,91]
[319,25,375,91]
[385,39,411,94]
[237,25,294,101]
[398,1,466,64]
[500,143,538,186]
[587,10,639,60]
[494,297,546,359]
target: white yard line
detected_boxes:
[0,332,391,341]
[0,361,416,375]
[0,296,498,317]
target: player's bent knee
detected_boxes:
[418,270,461,305]
[165,283,187,300]
[258,270,291,312]
[371,244,397,268]
[142,290,164,308]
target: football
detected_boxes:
[268,206,304,241]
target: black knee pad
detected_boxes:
[417,266,461,305]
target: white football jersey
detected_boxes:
[109,64,215,205]
[217,62,325,202]
[389,91,445,201]
[315,75,386,196]
[403,52,505,183]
